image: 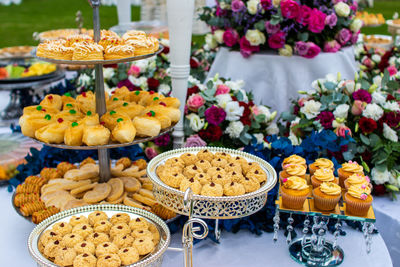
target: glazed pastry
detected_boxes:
[35,119,71,144]
[106,97,125,111]
[22,105,58,115]
[64,122,84,146]
[132,116,161,137]
[153,97,181,108]
[76,91,96,114]
[111,118,136,143]
[78,112,99,126]
[98,36,124,50]
[50,44,74,60]
[20,113,55,138]
[114,102,144,119]
[82,125,111,146]
[72,42,104,61]
[126,38,156,55]
[122,30,146,41]
[65,34,93,47]
[143,105,180,123]
[104,44,135,60]
[129,90,149,103]
[100,110,130,131]
[54,109,84,122]
[40,94,63,110]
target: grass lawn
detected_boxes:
[0,0,398,48]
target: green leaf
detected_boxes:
[236,90,244,101]
[254,20,266,31]
[382,69,390,87]
[369,134,381,147]
[197,106,205,117]
[324,82,336,91]
[342,151,355,161]
[297,32,309,42]
[360,134,370,145]
[280,111,296,121]
[206,80,214,90]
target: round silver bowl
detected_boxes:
[147,147,277,219]
[28,204,170,267]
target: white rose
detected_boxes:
[103,68,115,80]
[266,122,279,135]
[78,73,92,87]
[247,0,260,15]
[158,84,171,95]
[225,80,245,91]
[253,133,264,144]
[213,30,224,44]
[224,101,244,121]
[333,104,349,119]
[371,167,390,185]
[373,75,382,88]
[288,132,302,146]
[383,123,398,142]
[300,100,322,119]
[272,0,281,8]
[205,33,218,49]
[383,101,400,112]
[325,73,337,82]
[389,56,396,66]
[362,103,384,121]
[225,121,244,138]
[344,80,355,94]
[215,94,232,109]
[312,79,326,93]
[389,171,400,187]
[245,29,266,46]
[186,114,205,132]
[371,92,386,105]
[350,18,363,32]
[372,54,381,63]
[334,2,350,17]
[279,44,293,57]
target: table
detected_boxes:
[0,186,392,267]
[207,47,357,114]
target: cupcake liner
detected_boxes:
[345,193,373,216]
[309,164,316,176]
[312,190,341,211]
[281,190,308,210]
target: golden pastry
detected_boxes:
[132,115,161,137]
[76,91,96,114]
[40,94,63,111]
[153,97,180,108]
[100,110,130,131]
[72,42,104,61]
[64,122,84,146]
[65,34,93,47]
[114,102,145,119]
[122,30,146,41]
[82,125,111,146]
[104,44,135,60]
[19,113,55,138]
[35,119,71,144]
[98,36,124,50]
[111,118,136,143]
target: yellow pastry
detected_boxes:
[132,115,161,137]
[138,92,165,106]
[100,110,130,131]
[142,105,180,123]
[153,97,180,109]
[104,44,135,60]
[72,42,104,61]
[19,113,55,138]
[76,91,96,114]
[98,36,124,50]
[64,122,84,146]
[78,111,100,126]
[125,38,154,55]
[82,125,111,146]
[111,118,136,143]
[35,119,71,144]
[122,30,146,41]
[65,34,93,47]
[54,109,84,122]
[40,94,63,111]
[114,102,145,119]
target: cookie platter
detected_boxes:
[147,147,278,219]
[35,45,163,66]
[28,204,170,267]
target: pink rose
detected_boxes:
[308,8,326,33]
[231,0,245,12]
[145,147,158,160]
[128,64,140,76]
[336,28,352,46]
[303,42,321,58]
[187,93,205,111]
[362,57,374,69]
[265,21,280,34]
[268,31,286,49]
[239,36,260,58]
[215,84,230,95]
[296,5,312,25]
[351,31,360,44]
[280,0,300,19]
[335,125,352,138]
[184,134,207,147]
[351,100,365,115]
[252,105,261,115]
[295,41,309,56]
[387,66,398,76]
[223,29,239,47]
[325,13,337,28]
[298,98,305,107]
[323,40,341,53]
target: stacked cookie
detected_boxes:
[38,211,159,266]
[156,149,268,197]
[19,87,180,146]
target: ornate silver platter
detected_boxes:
[35,45,163,66]
[147,147,277,219]
[31,123,175,150]
[28,204,170,267]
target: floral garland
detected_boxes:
[199,0,361,58]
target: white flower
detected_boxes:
[205,34,218,49]
[389,171,400,187]
[344,80,355,94]
[371,167,390,185]
[389,56,397,66]
[129,76,148,90]
[350,18,363,32]
[373,75,382,88]
[103,68,115,80]
[300,100,321,119]
[371,54,381,63]
[224,101,244,121]
[257,106,277,122]
[225,121,244,138]
[333,104,349,119]
[288,132,302,146]
[325,73,337,82]
[213,30,224,44]
[247,0,260,15]
[77,73,92,87]
[266,122,279,135]
[225,80,245,91]
[188,75,201,87]
[311,79,326,93]
[362,103,384,121]
[279,44,293,57]
[383,101,400,112]
[158,84,171,95]
[383,123,398,142]
[160,38,170,47]
[253,133,264,144]
[186,114,205,132]
[245,29,266,46]
[371,92,386,105]
[219,1,231,9]
[215,94,232,109]
[334,2,350,17]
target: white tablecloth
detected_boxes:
[207,47,357,114]
[0,186,392,267]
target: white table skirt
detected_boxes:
[0,187,392,267]
[207,47,357,114]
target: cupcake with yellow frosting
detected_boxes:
[311,168,338,188]
[281,155,306,170]
[279,164,307,181]
[344,174,372,190]
[309,158,334,176]
[345,184,373,216]
[313,182,341,211]
[337,161,364,187]
[281,176,310,210]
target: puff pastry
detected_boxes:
[20,113,55,138]
[143,106,180,123]
[114,102,145,119]
[35,119,71,144]
[76,91,96,114]
[138,92,165,106]
[39,94,63,111]
[78,112,100,126]
[64,122,84,146]
[111,118,136,143]
[153,97,180,109]
[133,116,161,137]
[100,111,130,131]
[54,109,84,122]
[82,125,111,146]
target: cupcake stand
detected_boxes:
[273,181,376,266]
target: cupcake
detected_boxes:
[279,164,307,181]
[281,155,306,170]
[309,158,334,176]
[337,161,363,187]
[311,168,338,188]
[312,182,341,211]
[345,184,373,216]
[344,174,372,190]
[281,176,310,210]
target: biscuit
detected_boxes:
[180,153,197,165]
[54,247,76,266]
[211,158,228,168]
[61,233,84,248]
[109,223,130,239]
[197,149,214,162]
[70,183,97,196]
[223,182,246,196]
[179,178,202,195]
[88,211,108,226]
[83,183,112,204]
[93,220,112,234]
[52,222,73,236]
[96,253,121,267]
[106,178,124,202]
[73,253,97,267]
[110,213,130,225]
[72,223,93,239]
[200,182,223,197]
[95,242,118,257]
[132,236,155,255]
[112,234,134,248]
[118,247,139,265]
[69,216,89,227]
[86,232,110,246]
[74,241,96,255]
[119,177,141,193]
[43,239,62,258]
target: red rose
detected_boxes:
[377,50,391,72]
[187,86,200,98]
[361,150,372,164]
[162,46,170,54]
[190,57,200,68]
[372,184,387,196]
[223,29,239,47]
[147,78,160,90]
[198,125,223,142]
[359,117,377,134]
[239,101,252,126]
[387,94,396,101]
[378,111,400,130]
[268,31,286,49]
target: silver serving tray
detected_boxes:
[35,45,163,65]
[147,147,278,219]
[28,204,170,267]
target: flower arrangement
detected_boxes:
[280,71,400,196]
[199,0,361,58]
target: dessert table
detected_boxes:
[207,47,357,114]
[0,185,392,267]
